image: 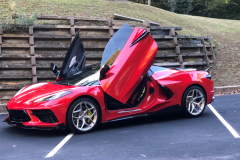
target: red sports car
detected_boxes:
[4,23,214,133]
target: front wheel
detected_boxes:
[182,86,206,117]
[66,98,100,134]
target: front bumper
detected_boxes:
[3,106,66,131]
[3,116,66,130]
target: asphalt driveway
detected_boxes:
[1,94,240,160]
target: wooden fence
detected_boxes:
[0,15,215,102]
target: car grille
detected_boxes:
[7,108,31,122]
[31,110,58,123]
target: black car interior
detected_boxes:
[105,73,148,110]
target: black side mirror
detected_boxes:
[51,63,60,76]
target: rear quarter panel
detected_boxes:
[152,70,214,107]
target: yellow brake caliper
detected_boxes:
[87,107,92,123]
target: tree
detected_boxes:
[167,0,193,14]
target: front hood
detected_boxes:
[9,82,77,104]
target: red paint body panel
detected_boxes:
[100,28,158,103]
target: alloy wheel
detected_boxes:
[186,89,205,116]
[72,101,98,131]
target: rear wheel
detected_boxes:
[66,98,100,134]
[182,86,206,117]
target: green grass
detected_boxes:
[1,0,240,43]
[1,0,240,86]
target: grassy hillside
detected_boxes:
[1,0,240,87]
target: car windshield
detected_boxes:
[58,63,100,86]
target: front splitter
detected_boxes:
[3,117,66,131]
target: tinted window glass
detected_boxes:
[101,23,133,66]
[58,64,100,86]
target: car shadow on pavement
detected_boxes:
[97,110,211,132]
[1,125,69,137]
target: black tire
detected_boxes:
[66,98,101,134]
[181,86,206,118]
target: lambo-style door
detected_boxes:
[58,30,86,80]
[99,23,158,104]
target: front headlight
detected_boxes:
[34,91,72,102]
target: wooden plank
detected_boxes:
[0,85,23,90]
[1,44,30,48]
[12,14,108,21]
[75,26,109,30]
[150,26,182,30]
[0,96,13,100]
[158,44,175,48]
[181,53,206,57]
[34,44,105,49]
[154,62,180,66]
[0,75,32,79]
[2,34,30,38]
[113,13,160,26]
[152,35,173,39]
[183,61,207,66]
[0,64,32,69]
[34,35,72,39]
[34,44,70,49]
[0,54,31,58]
[176,35,213,39]
[156,54,177,57]
[179,44,203,48]
[33,25,71,29]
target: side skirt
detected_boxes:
[103,104,181,123]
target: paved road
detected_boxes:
[1,94,240,160]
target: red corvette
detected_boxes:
[4,23,214,133]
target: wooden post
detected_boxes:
[143,19,150,32]
[0,35,2,55]
[169,28,175,37]
[0,25,2,35]
[108,19,114,37]
[202,45,210,68]
[70,17,75,42]
[148,0,151,6]
[29,25,37,84]
[0,25,2,55]
[208,38,215,62]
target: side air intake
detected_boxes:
[161,85,174,100]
